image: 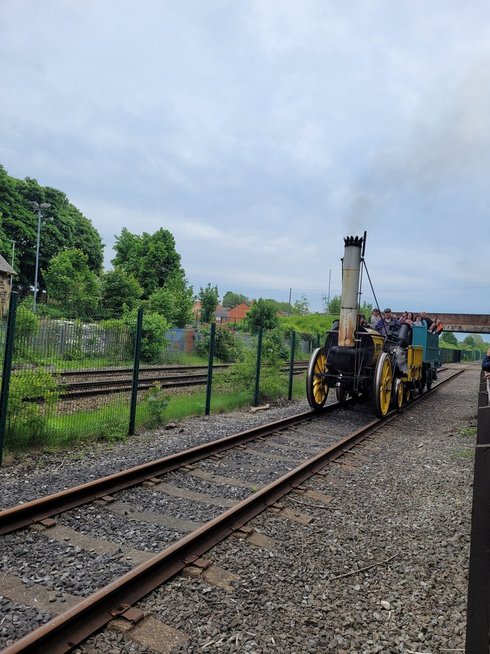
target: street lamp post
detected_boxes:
[30,202,51,311]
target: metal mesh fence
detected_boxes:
[7,313,134,451]
[0,299,316,457]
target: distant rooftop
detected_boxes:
[0,253,15,275]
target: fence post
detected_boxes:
[205,322,216,416]
[288,331,296,400]
[465,400,490,652]
[253,327,263,407]
[0,292,18,465]
[129,307,143,436]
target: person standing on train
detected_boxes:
[429,318,444,336]
[399,311,414,325]
[420,312,433,330]
[370,308,381,328]
[375,308,399,336]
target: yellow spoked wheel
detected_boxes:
[373,352,393,418]
[306,347,329,410]
[394,378,404,410]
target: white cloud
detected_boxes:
[1,1,490,315]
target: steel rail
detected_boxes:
[32,365,309,401]
[0,369,462,536]
[0,408,318,536]
[2,369,463,653]
[1,414,391,654]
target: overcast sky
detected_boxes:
[1,1,489,314]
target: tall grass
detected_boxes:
[4,372,307,454]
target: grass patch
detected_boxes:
[450,449,475,461]
[4,369,309,455]
[460,426,477,437]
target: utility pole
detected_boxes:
[327,269,332,313]
[288,287,292,315]
[30,201,51,311]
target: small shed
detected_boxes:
[0,253,16,312]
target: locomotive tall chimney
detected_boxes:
[338,235,364,348]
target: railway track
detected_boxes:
[0,367,463,653]
[23,362,310,401]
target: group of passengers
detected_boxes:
[369,308,444,337]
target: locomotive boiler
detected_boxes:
[306,234,434,417]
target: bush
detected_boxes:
[97,415,128,442]
[13,301,40,362]
[217,328,286,402]
[124,310,169,361]
[7,369,60,448]
[144,383,170,427]
[196,325,242,362]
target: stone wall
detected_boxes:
[0,274,10,314]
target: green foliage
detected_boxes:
[360,301,373,320]
[246,298,279,334]
[112,227,183,297]
[279,313,339,349]
[293,295,310,315]
[7,369,59,447]
[97,415,128,441]
[0,165,103,293]
[199,283,219,323]
[147,272,193,327]
[460,426,477,437]
[196,325,242,362]
[100,268,143,318]
[262,328,288,361]
[219,349,283,402]
[218,328,287,402]
[14,300,39,341]
[13,300,40,361]
[258,297,291,314]
[326,295,341,314]
[124,310,169,361]
[144,383,170,427]
[441,331,458,346]
[44,249,101,319]
[222,291,249,309]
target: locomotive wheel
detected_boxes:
[306,347,329,409]
[394,378,404,409]
[336,387,348,404]
[373,352,393,418]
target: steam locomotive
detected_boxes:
[306,234,440,417]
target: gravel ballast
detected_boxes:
[1,365,478,652]
[129,366,476,652]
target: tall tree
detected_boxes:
[0,165,103,293]
[147,272,194,327]
[44,249,101,319]
[100,268,143,318]
[246,298,279,334]
[112,227,182,297]
[199,284,219,323]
